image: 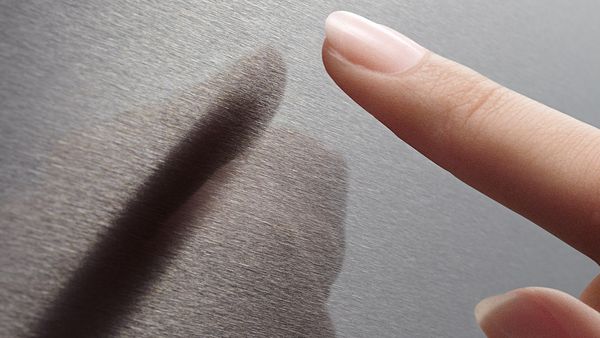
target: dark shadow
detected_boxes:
[34,47,287,337]
[140,128,349,337]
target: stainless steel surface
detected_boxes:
[2,1,598,336]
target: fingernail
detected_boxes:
[324,11,425,74]
[474,292,516,325]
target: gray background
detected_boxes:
[2,0,599,337]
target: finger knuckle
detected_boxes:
[433,73,516,155]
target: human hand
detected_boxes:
[322,11,600,337]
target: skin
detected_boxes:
[322,12,600,337]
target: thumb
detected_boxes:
[475,287,600,337]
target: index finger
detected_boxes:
[323,11,600,263]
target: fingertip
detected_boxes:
[580,273,600,311]
[475,287,600,337]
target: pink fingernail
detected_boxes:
[474,292,517,325]
[325,11,426,74]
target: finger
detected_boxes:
[475,287,600,337]
[322,11,600,263]
[581,274,600,311]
